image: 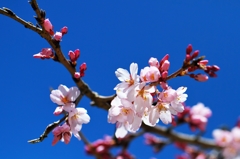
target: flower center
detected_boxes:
[61,96,69,104]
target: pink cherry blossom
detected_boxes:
[68,107,90,140]
[189,103,211,131]
[130,83,155,117]
[33,48,53,59]
[160,60,170,72]
[149,102,172,125]
[114,63,139,94]
[53,31,62,41]
[213,129,233,147]
[140,66,160,82]
[231,127,240,149]
[52,123,71,146]
[108,97,135,124]
[50,84,80,105]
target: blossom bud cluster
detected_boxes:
[50,84,90,145]
[108,57,188,138]
[43,18,68,41]
[175,142,206,159]
[33,48,54,59]
[184,44,220,82]
[85,135,134,159]
[213,127,240,159]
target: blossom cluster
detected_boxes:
[50,84,90,145]
[213,127,240,159]
[172,103,212,131]
[108,57,188,138]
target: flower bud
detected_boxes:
[54,32,62,41]
[186,44,192,55]
[61,26,68,35]
[43,19,54,35]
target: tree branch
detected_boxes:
[28,115,67,143]
[0,7,42,34]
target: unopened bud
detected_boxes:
[186,44,192,55]
[61,26,68,35]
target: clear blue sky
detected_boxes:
[0,0,240,158]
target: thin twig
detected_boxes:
[78,131,90,145]
[28,115,68,143]
[0,7,42,34]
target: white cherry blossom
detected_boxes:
[50,84,80,105]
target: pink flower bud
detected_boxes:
[160,54,169,64]
[74,72,81,79]
[68,49,80,62]
[53,106,63,115]
[185,54,191,62]
[191,50,199,59]
[195,74,208,82]
[80,62,87,71]
[43,19,54,35]
[33,48,53,59]
[74,49,80,59]
[161,60,170,71]
[212,65,220,71]
[198,60,208,66]
[208,71,217,77]
[148,57,159,67]
[61,26,68,35]
[63,132,71,144]
[159,82,169,90]
[186,44,192,55]
[80,63,87,77]
[54,32,62,41]
[161,71,168,79]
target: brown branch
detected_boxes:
[78,131,90,145]
[141,123,221,150]
[28,115,67,143]
[0,7,42,34]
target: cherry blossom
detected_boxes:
[68,107,90,140]
[189,103,211,131]
[213,129,233,147]
[50,84,80,106]
[114,63,139,94]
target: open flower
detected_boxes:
[68,107,90,140]
[114,63,139,94]
[50,84,80,105]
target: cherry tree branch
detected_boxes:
[1,0,221,151]
[0,7,42,34]
[28,115,67,143]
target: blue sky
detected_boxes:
[0,0,240,158]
